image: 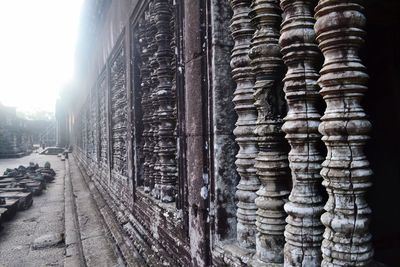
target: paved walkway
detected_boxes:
[0,153,121,267]
[66,155,121,267]
[0,154,66,266]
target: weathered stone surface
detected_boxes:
[314,1,374,266]
[184,1,211,265]
[207,0,239,248]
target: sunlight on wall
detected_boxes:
[0,0,83,114]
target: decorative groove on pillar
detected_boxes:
[229,0,259,249]
[279,0,325,266]
[154,0,177,202]
[314,1,373,266]
[249,0,291,264]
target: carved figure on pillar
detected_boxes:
[229,0,259,249]
[315,1,373,266]
[279,0,325,266]
[154,0,177,202]
[249,0,291,264]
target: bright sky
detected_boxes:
[0,0,83,114]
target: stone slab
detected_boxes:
[31,233,64,250]
[0,191,33,210]
[0,198,19,220]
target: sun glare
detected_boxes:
[0,0,83,116]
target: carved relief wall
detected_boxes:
[69,0,399,266]
[74,0,189,265]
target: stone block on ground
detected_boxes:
[31,233,65,250]
[0,191,33,210]
[0,198,19,220]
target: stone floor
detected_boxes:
[0,153,121,267]
[0,154,66,267]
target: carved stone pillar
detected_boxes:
[87,99,93,159]
[110,45,128,177]
[279,1,325,266]
[229,0,259,249]
[138,14,153,193]
[99,75,108,167]
[149,1,160,197]
[170,2,179,199]
[314,1,373,266]
[249,0,291,264]
[154,0,177,202]
[90,87,98,161]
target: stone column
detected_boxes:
[314,1,373,266]
[11,132,19,154]
[110,45,128,177]
[154,0,177,202]
[90,87,98,161]
[249,0,291,264]
[279,0,325,266]
[149,1,160,197]
[99,74,108,167]
[170,1,178,201]
[185,0,211,264]
[229,0,259,249]
[138,13,153,193]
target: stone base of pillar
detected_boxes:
[160,185,175,203]
[283,245,322,267]
[152,185,161,199]
[254,232,285,265]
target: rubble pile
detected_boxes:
[0,162,56,224]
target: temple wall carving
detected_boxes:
[69,0,397,265]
